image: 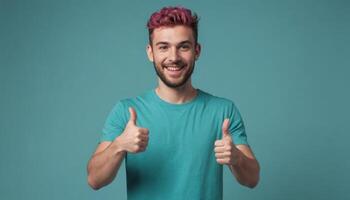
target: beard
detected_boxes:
[152,60,195,88]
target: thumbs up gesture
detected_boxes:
[114,107,149,153]
[214,118,239,165]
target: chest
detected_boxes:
[134,109,221,161]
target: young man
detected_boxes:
[87,6,260,200]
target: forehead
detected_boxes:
[152,25,195,44]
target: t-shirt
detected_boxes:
[100,88,249,200]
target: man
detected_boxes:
[87,6,260,200]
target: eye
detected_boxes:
[158,45,168,50]
[179,45,190,51]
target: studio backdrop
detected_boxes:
[1,0,349,199]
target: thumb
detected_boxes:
[128,107,137,125]
[222,118,230,138]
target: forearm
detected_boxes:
[229,150,260,188]
[87,142,126,190]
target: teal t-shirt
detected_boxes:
[100,88,249,200]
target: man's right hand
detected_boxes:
[113,107,149,153]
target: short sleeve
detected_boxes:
[100,100,128,143]
[228,102,249,146]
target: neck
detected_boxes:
[155,79,198,104]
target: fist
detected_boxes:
[214,118,239,165]
[114,107,149,153]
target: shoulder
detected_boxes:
[199,89,237,109]
[113,89,154,110]
[116,90,151,103]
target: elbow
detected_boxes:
[240,169,260,189]
[245,172,260,189]
[238,177,259,189]
[241,177,259,189]
[246,180,259,189]
[246,161,260,189]
[87,174,102,191]
[87,162,102,190]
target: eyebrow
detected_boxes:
[155,40,193,46]
[155,42,169,46]
[178,40,193,46]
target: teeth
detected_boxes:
[167,67,182,71]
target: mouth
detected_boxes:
[165,66,183,71]
[164,65,185,77]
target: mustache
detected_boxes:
[162,61,185,68]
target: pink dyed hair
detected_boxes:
[147,6,199,44]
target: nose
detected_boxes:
[168,47,180,62]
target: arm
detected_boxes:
[87,140,126,190]
[214,119,260,188]
[228,144,260,188]
[87,107,149,190]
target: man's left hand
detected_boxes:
[214,118,240,166]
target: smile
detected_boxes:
[166,66,183,71]
[165,66,185,77]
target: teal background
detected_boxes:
[1,0,349,199]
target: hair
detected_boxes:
[146,6,199,45]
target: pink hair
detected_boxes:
[147,6,199,44]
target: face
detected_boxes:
[147,25,201,88]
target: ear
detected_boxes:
[146,44,154,62]
[195,43,201,60]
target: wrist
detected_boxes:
[111,137,127,155]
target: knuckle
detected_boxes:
[137,135,143,140]
[134,138,140,143]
